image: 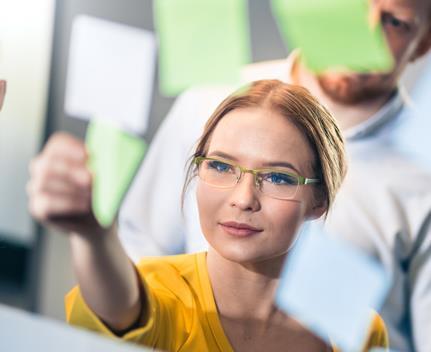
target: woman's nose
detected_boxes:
[228,172,261,212]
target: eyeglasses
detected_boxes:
[193,156,320,200]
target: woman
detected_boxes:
[28,80,387,351]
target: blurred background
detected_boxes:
[0,0,429,322]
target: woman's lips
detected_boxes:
[219,221,263,237]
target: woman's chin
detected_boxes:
[211,244,287,267]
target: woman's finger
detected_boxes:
[43,132,88,163]
[30,154,92,192]
[28,191,91,222]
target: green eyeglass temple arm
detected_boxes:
[194,156,320,185]
[303,177,320,185]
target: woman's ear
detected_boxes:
[306,188,328,220]
[307,200,327,220]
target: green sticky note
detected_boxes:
[271,0,394,73]
[154,0,251,96]
[86,120,147,228]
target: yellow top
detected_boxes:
[65,252,388,351]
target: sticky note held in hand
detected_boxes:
[86,120,147,228]
[271,0,394,73]
[154,0,251,96]
[276,227,391,351]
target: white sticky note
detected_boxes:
[65,15,156,135]
[276,227,391,351]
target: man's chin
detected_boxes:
[317,71,395,105]
[318,74,380,105]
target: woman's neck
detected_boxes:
[206,249,285,322]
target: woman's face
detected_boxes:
[196,107,325,265]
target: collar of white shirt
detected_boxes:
[241,50,406,142]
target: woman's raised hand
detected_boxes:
[27,132,105,237]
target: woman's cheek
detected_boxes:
[268,200,307,243]
[196,182,224,238]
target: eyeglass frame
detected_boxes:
[193,156,320,200]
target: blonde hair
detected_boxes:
[183,80,347,216]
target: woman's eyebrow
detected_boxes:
[207,151,239,161]
[261,161,301,174]
[207,150,301,174]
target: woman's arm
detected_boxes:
[28,132,146,332]
[69,227,144,332]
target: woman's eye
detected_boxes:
[263,172,297,185]
[208,160,233,173]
